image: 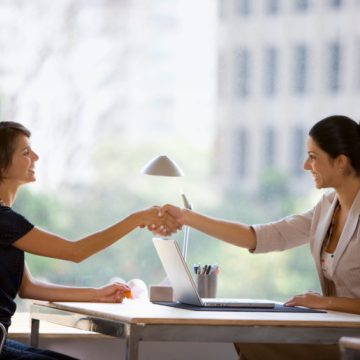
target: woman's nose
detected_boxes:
[303,158,310,170]
[32,151,39,161]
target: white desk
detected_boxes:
[30,299,360,360]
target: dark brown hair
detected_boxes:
[309,115,360,176]
[0,121,31,182]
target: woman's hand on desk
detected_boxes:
[285,292,360,314]
[284,291,327,309]
[94,283,132,303]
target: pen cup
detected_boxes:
[196,273,218,298]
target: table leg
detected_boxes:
[125,324,141,360]
[30,318,40,348]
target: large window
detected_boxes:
[2,0,359,308]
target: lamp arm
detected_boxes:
[181,194,192,210]
[181,194,192,260]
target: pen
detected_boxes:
[195,264,220,275]
[193,264,200,275]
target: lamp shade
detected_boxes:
[141,155,184,177]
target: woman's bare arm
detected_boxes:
[19,264,130,302]
[14,207,180,262]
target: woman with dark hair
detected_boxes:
[160,115,360,359]
[0,121,178,360]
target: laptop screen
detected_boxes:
[153,237,203,306]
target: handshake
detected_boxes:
[136,204,186,237]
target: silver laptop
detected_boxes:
[153,237,275,308]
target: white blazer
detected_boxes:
[252,190,360,298]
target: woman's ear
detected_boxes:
[336,154,352,176]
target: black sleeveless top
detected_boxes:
[0,205,34,329]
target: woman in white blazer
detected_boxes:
[160,115,360,360]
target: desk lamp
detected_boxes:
[141,155,192,260]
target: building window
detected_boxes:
[328,42,341,93]
[263,46,278,96]
[292,127,306,176]
[234,48,251,98]
[293,44,308,94]
[263,127,276,167]
[265,0,280,14]
[218,0,226,18]
[328,0,342,8]
[236,0,251,16]
[234,128,248,177]
[217,52,226,99]
[294,0,310,11]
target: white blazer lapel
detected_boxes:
[331,190,360,276]
[312,194,337,278]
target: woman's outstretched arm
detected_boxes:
[160,204,257,250]
[14,206,180,262]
